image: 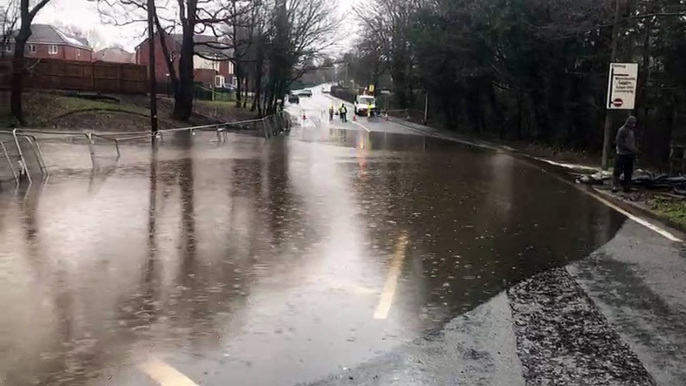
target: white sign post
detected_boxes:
[606,63,638,110]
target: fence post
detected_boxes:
[118,64,123,93]
[86,133,96,169]
[91,61,95,91]
[114,139,121,159]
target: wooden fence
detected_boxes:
[0,58,148,94]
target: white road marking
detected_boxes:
[374,232,409,320]
[535,158,600,172]
[140,359,199,386]
[352,120,371,133]
[519,156,683,243]
[591,190,682,242]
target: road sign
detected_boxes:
[606,63,638,110]
[368,84,375,93]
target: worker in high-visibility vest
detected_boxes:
[340,104,348,122]
[367,103,373,118]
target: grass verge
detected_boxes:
[646,195,686,230]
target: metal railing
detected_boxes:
[0,140,18,184]
[0,129,51,185]
[0,111,291,187]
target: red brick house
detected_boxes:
[94,47,134,63]
[3,24,93,61]
[135,33,235,89]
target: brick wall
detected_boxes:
[22,43,92,62]
[136,35,234,87]
[136,35,181,83]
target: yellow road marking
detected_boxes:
[374,231,409,319]
[140,359,199,386]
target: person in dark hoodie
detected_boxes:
[612,116,638,193]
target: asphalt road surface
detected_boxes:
[1,91,686,385]
[288,88,433,137]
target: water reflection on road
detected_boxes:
[0,127,625,385]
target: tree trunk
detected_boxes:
[251,38,264,115]
[251,68,261,114]
[173,17,195,121]
[242,71,249,109]
[235,62,242,109]
[10,26,30,126]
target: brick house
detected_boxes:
[3,24,93,61]
[94,47,134,63]
[135,33,235,89]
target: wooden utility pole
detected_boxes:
[147,0,159,134]
[601,0,622,170]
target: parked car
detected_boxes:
[288,93,300,104]
[297,89,313,97]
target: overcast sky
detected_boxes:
[24,0,359,53]
[34,0,145,50]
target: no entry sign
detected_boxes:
[606,63,638,110]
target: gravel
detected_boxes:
[508,268,657,386]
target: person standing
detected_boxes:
[612,116,638,193]
[340,104,348,123]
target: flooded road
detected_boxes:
[0,125,629,385]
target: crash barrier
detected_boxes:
[0,138,18,185]
[0,111,291,187]
[0,130,49,185]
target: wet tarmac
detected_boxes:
[0,122,634,385]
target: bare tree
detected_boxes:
[11,0,53,125]
[354,0,419,108]
[260,0,339,114]
[98,0,337,119]
[98,0,254,121]
[1,1,19,56]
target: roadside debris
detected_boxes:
[578,170,686,196]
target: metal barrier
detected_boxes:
[0,111,291,187]
[0,140,18,184]
[1,130,50,185]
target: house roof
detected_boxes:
[94,47,134,63]
[169,34,232,60]
[14,24,92,50]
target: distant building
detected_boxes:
[3,24,93,61]
[94,47,134,63]
[135,33,235,89]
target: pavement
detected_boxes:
[0,88,685,385]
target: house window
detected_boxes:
[27,44,36,54]
[48,45,58,55]
[215,75,225,88]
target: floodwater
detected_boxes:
[0,127,626,385]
